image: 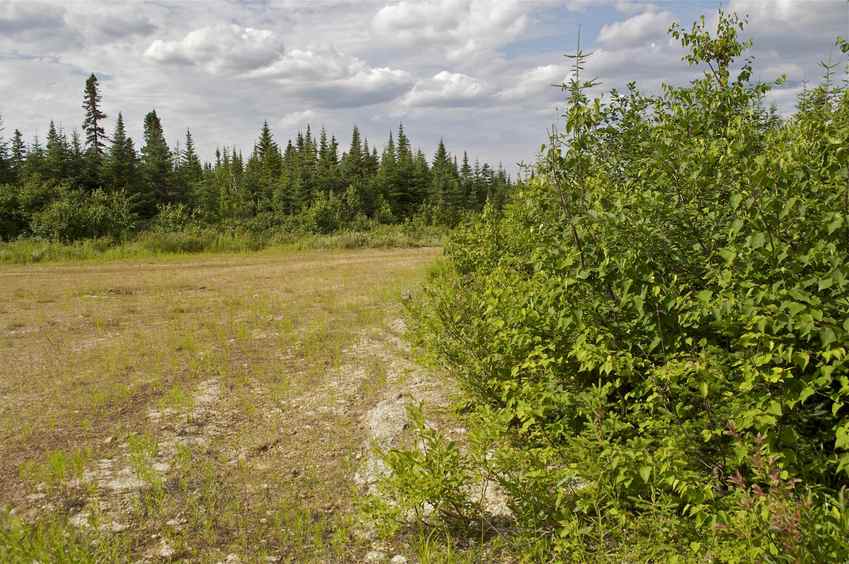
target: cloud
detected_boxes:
[278,109,318,129]
[498,64,567,102]
[249,48,414,107]
[144,24,285,74]
[0,1,65,34]
[372,0,528,59]
[72,12,156,41]
[0,1,80,51]
[402,71,489,107]
[598,10,675,49]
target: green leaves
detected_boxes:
[409,9,849,560]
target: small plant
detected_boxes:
[368,405,481,537]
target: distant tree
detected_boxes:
[24,135,45,179]
[44,121,69,183]
[316,127,341,194]
[180,129,203,184]
[342,126,365,180]
[140,110,174,216]
[81,74,107,187]
[104,113,138,192]
[10,129,25,181]
[0,115,9,184]
[68,130,86,185]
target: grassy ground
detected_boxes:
[0,246,466,562]
[0,225,446,265]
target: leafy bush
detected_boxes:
[401,12,849,561]
[30,185,136,242]
[149,202,201,233]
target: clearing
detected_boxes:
[0,247,455,562]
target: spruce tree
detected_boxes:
[24,135,45,178]
[44,121,69,183]
[140,110,173,216]
[389,124,417,216]
[316,128,341,195]
[10,129,25,181]
[342,126,365,180]
[0,115,9,184]
[430,139,451,207]
[81,74,107,187]
[68,130,86,185]
[105,113,138,192]
[181,129,203,184]
[82,74,107,156]
[460,151,475,210]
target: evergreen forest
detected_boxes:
[0,73,511,245]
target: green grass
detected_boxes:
[0,224,446,265]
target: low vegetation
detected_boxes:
[384,12,849,562]
[0,222,445,265]
[0,247,455,561]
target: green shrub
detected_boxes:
[401,12,849,561]
[31,185,136,242]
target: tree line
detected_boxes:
[0,75,511,241]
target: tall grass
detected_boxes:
[0,224,445,265]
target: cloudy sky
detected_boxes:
[1,0,847,172]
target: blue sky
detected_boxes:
[1,0,847,174]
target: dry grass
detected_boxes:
[0,246,454,562]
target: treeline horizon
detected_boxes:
[0,74,512,242]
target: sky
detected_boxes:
[0,0,847,173]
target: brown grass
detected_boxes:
[0,247,448,562]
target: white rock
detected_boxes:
[390,556,408,564]
[69,512,90,528]
[159,542,175,559]
[365,550,387,562]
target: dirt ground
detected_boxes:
[0,247,460,562]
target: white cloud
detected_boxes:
[144,24,285,74]
[373,0,528,59]
[68,12,156,41]
[598,10,675,49]
[249,47,414,107]
[729,0,847,30]
[402,71,488,107]
[498,64,567,101]
[278,109,318,129]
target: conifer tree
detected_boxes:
[181,129,203,184]
[24,135,45,178]
[82,74,107,156]
[44,121,69,183]
[81,74,107,187]
[0,115,9,184]
[460,151,476,209]
[430,139,452,207]
[342,126,365,180]
[105,113,138,192]
[10,129,25,181]
[140,110,173,216]
[316,127,341,194]
[68,130,86,185]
